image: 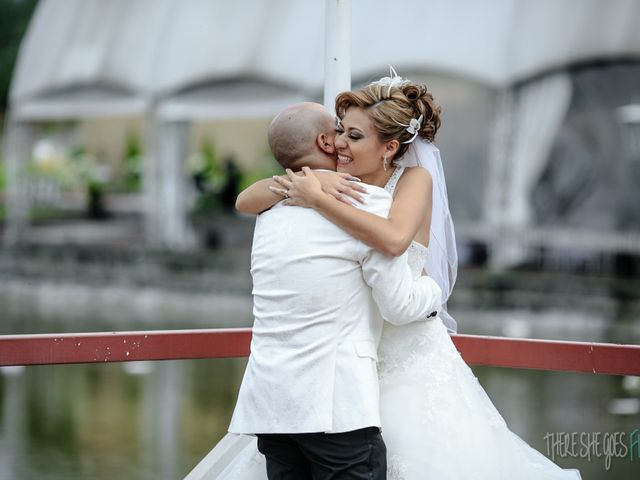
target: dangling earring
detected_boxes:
[383,153,388,171]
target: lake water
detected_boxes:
[1,273,639,479]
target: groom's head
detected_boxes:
[268,102,337,171]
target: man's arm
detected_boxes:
[360,248,442,326]
[353,188,442,326]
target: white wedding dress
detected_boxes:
[185,168,581,480]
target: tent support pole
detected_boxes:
[324,0,351,114]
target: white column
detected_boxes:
[143,112,195,250]
[142,111,162,246]
[2,117,36,246]
[324,0,351,114]
[158,120,195,250]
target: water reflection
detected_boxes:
[0,358,247,480]
[1,348,639,479]
[1,288,640,480]
[0,366,27,479]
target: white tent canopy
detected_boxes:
[5,0,640,250]
[11,0,640,112]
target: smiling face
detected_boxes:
[335,107,392,183]
[334,81,442,180]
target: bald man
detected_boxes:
[229,103,442,480]
[267,102,338,171]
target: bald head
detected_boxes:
[268,102,335,170]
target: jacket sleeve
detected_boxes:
[359,248,443,326]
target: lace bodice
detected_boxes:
[378,167,451,381]
[383,166,427,278]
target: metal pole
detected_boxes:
[324,0,351,114]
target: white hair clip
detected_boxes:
[372,66,422,143]
[370,65,409,97]
[395,114,423,144]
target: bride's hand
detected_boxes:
[314,170,368,205]
[269,168,367,207]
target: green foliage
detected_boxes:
[187,137,224,192]
[69,145,99,190]
[29,142,111,192]
[0,0,39,111]
[239,149,282,192]
[117,130,142,192]
[0,160,4,220]
[0,158,6,219]
[188,137,226,214]
[0,158,6,193]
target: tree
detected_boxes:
[0,0,39,112]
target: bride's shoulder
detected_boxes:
[397,166,433,191]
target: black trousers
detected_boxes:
[256,427,386,480]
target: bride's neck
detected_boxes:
[360,167,396,188]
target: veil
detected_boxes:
[397,138,458,333]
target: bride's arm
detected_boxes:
[235,178,283,214]
[235,171,367,215]
[281,167,432,257]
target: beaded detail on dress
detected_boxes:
[383,165,406,196]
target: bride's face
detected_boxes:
[335,107,387,179]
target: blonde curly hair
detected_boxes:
[335,81,442,160]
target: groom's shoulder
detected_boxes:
[255,200,327,231]
[356,184,392,217]
[256,183,392,221]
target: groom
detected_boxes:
[229,103,442,480]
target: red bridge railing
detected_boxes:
[1,329,639,376]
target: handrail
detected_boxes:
[0,329,252,366]
[1,329,639,376]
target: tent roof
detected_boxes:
[10,0,640,118]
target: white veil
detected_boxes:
[397,138,458,333]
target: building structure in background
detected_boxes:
[2,0,640,268]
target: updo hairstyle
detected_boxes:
[335,81,442,160]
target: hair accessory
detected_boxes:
[394,114,423,144]
[370,65,410,96]
[335,116,343,130]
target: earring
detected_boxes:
[383,153,388,171]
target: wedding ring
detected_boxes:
[284,190,290,198]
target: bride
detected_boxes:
[185,72,581,479]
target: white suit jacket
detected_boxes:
[228,184,442,434]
